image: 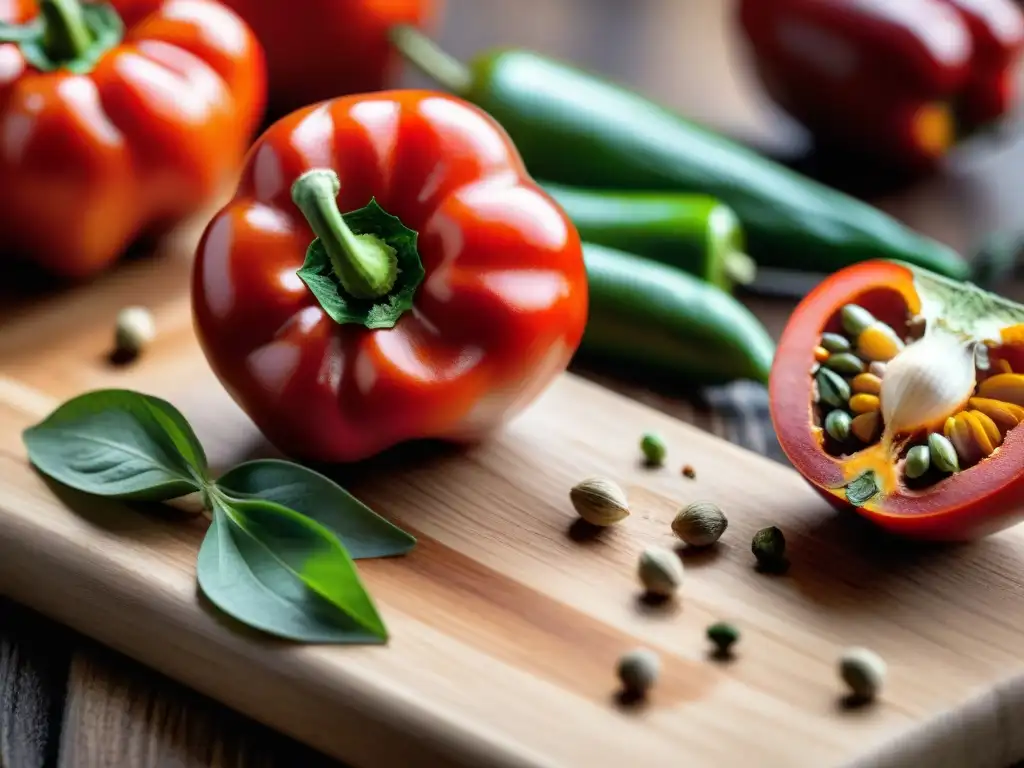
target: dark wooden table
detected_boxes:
[4,1,1024,765]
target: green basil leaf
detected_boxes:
[22,389,208,501]
[197,495,388,643]
[296,198,425,330]
[216,459,415,560]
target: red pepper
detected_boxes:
[191,89,589,464]
[0,0,266,279]
[218,0,441,119]
[770,260,1024,541]
[737,0,1024,171]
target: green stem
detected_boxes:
[39,0,93,62]
[388,24,472,95]
[290,169,398,300]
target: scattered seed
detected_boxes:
[904,445,930,479]
[751,526,787,572]
[825,352,866,376]
[816,368,851,409]
[706,622,740,656]
[820,332,851,353]
[839,647,886,701]
[569,477,630,526]
[868,361,887,378]
[114,306,156,359]
[672,502,728,547]
[928,432,960,473]
[814,346,830,363]
[850,412,882,443]
[849,393,880,414]
[639,432,667,466]
[851,372,882,395]
[637,546,685,597]
[841,304,876,337]
[824,410,851,442]
[856,322,903,362]
[617,648,660,697]
[681,464,696,479]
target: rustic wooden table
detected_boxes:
[4,0,1024,766]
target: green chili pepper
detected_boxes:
[390,27,969,281]
[542,183,756,292]
[580,242,775,385]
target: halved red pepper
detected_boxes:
[771,260,1024,541]
[192,89,588,464]
[737,0,1024,171]
[0,0,266,279]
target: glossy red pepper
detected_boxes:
[771,260,1024,541]
[192,89,589,464]
[218,0,441,119]
[0,0,265,280]
[737,0,1024,171]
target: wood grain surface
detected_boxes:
[2,232,1024,768]
[4,0,1024,765]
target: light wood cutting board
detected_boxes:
[3,239,1024,768]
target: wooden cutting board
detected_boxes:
[3,241,1024,768]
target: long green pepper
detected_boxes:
[390,27,969,281]
[542,183,757,292]
[579,243,775,385]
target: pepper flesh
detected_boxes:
[770,260,1024,541]
[0,0,266,279]
[737,0,1024,171]
[192,90,589,465]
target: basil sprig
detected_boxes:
[22,390,414,644]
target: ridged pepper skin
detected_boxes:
[192,90,589,465]
[0,0,266,280]
[737,0,1024,171]
[218,0,440,119]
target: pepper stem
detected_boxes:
[290,169,398,300]
[388,24,472,95]
[39,0,94,62]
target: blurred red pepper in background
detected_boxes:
[0,0,265,279]
[737,0,1024,172]
[219,0,441,119]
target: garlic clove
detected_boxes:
[880,328,976,437]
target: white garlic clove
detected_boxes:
[880,327,975,437]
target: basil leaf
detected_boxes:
[22,389,208,501]
[197,495,387,643]
[216,459,415,560]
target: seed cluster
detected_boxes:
[812,303,1024,485]
[814,304,904,451]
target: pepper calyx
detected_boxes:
[293,171,424,330]
[0,0,124,74]
[906,262,1024,342]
